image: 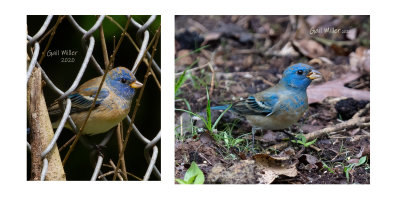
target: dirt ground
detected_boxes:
[175,15,370,184]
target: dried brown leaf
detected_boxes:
[307,73,370,104]
[175,49,193,67]
[253,153,298,184]
[292,39,326,59]
[349,47,370,73]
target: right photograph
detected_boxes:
[175,15,370,184]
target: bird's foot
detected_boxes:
[94,144,107,157]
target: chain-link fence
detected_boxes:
[27,15,161,181]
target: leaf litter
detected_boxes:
[175,15,370,184]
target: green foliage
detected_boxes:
[175,59,199,96]
[176,86,231,133]
[175,162,204,184]
[291,134,317,147]
[221,132,245,149]
[344,156,367,182]
[321,161,335,174]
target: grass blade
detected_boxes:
[175,108,207,130]
[212,104,232,130]
[175,59,199,94]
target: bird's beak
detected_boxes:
[130,80,143,89]
[307,70,322,80]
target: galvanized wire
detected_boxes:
[27,15,161,181]
[66,15,105,74]
[91,155,104,181]
[144,131,161,180]
[28,15,53,46]
[27,42,40,82]
[40,158,48,181]
[127,15,161,75]
[128,119,161,178]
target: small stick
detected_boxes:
[109,159,124,181]
[208,62,215,97]
[269,116,369,151]
[58,135,76,152]
[116,123,128,180]
[198,152,213,165]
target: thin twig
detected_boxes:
[98,170,117,179]
[268,103,370,151]
[99,16,109,68]
[174,63,209,77]
[38,15,64,65]
[62,16,132,166]
[126,171,143,181]
[208,62,215,97]
[269,116,370,151]
[309,144,321,152]
[38,15,65,44]
[198,152,213,165]
[109,159,124,181]
[116,123,128,180]
[58,135,76,152]
[132,25,161,74]
[106,15,161,87]
[112,26,160,181]
[180,115,183,138]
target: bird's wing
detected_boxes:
[68,88,109,112]
[48,77,110,118]
[231,93,279,116]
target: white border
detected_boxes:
[1,0,399,204]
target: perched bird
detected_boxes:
[211,63,321,147]
[48,67,143,135]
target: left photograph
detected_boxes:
[27,15,161,181]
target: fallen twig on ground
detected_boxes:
[269,103,370,151]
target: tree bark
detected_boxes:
[27,67,66,180]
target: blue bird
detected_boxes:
[211,63,321,148]
[48,67,143,135]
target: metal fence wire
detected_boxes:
[27,15,161,181]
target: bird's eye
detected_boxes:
[120,78,127,83]
[297,70,303,75]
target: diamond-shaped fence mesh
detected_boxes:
[27,15,161,181]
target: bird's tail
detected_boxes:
[210,105,231,110]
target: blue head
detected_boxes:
[279,63,321,90]
[105,67,143,100]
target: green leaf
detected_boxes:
[305,138,318,147]
[193,172,205,184]
[183,162,205,184]
[223,132,230,148]
[321,161,335,174]
[186,175,197,184]
[301,135,307,144]
[175,179,188,184]
[356,156,367,166]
